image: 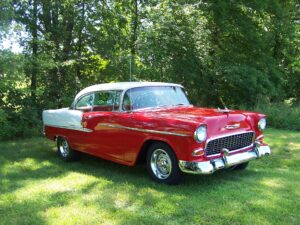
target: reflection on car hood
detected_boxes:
[135,106,262,134]
[138,106,251,120]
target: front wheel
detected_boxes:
[57,137,79,161]
[146,142,182,185]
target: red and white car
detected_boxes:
[43,82,271,184]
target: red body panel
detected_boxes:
[44,106,266,166]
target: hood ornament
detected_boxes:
[217,107,232,113]
[217,97,231,113]
[225,123,240,130]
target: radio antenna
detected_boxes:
[129,54,132,81]
[219,97,228,110]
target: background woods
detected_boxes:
[0,0,300,140]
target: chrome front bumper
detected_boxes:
[179,145,271,174]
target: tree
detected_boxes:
[0,0,299,140]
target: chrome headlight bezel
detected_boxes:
[258,118,266,130]
[194,125,207,143]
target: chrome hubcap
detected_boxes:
[59,139,69,157]
[150,149,172,179]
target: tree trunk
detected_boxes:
[76,0,85,84]
[30,0,38,104]
[130,0,138,80]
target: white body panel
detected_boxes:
[42,108,83,130]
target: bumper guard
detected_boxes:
[179,144,271,174]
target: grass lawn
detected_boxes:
[0,129,299,225]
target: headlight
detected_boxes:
[258,118,266,130]
[194,125,207,143]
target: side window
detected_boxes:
[76,94,94,109]
[113,91,122,110]
[94,92,113,106]
[93,91,122,111]
[122,92,132,111]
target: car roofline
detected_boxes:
[74,82,183,102]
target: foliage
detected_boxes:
[0,50,41,140]
[254,102,300,131]
[0,129,299,224]
[0,0,299,139]
[0,0,14,37]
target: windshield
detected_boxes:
[122,86,190,110]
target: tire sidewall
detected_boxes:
[57,137,76,161]
[146,142,182,185]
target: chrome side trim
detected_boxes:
[97,123,190,137]
[44,124,93,133]
[179,145,271,175]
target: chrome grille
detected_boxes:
[205,132,254,156]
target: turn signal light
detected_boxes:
[82,121,87,128]
[192,148,204,157]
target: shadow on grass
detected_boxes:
[0,133,299,224]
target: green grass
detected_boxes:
[0,129,299,225]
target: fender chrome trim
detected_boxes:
[96,123,190,137]
[44,124,93,133]
[256,134,264,140]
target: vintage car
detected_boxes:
[43,82,271,184]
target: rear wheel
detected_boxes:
[146,142,182,185]
[57,137,79,161]
[232,162,249,170]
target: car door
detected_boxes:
[82,90,126,162]
[107,91,151,165]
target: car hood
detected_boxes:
[136,106,263,136]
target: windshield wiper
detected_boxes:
[154,104,187,108]
[172,103,186,106]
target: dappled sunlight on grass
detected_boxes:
[44,204,113,225]
[1,158,53,173]
[0,129,299,224]
[260,178,284,188]
[15,172,101,200]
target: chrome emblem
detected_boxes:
[225,123,240,130]
[221,148,230,156]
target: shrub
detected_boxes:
[253,103,300,131]
[0,108,42,141]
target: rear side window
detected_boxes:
[76,94,94,109]
[93,91,122,111]
[75,91,121,111]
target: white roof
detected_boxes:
[75,82,183,100]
